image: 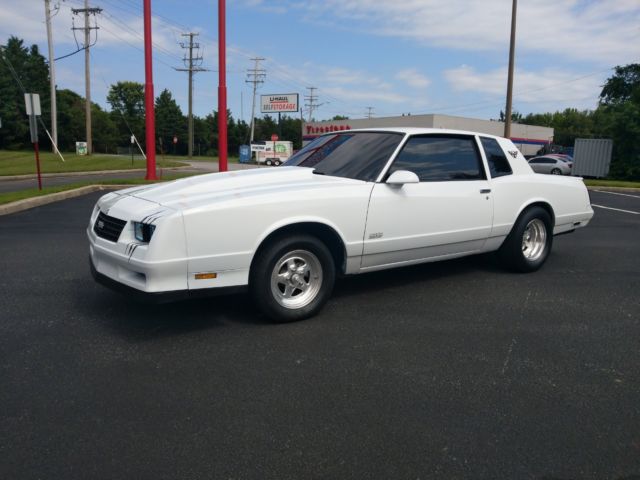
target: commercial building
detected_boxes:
[302,113,554,156]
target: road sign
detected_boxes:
[24,93,42,116]
[260,93,299,113]
[271,134,279,142]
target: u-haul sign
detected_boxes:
[260,93,299,113]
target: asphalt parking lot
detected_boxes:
[1,189,639,479]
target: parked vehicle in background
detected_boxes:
[528,156,572,175]
[88,128,593,322]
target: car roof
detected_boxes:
[331,127,506,140]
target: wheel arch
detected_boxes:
[250,221,348,276]
[513,200,556,230]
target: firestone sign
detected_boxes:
[260,93,299,113]
[305,124,352,135]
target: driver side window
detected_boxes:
[387,134,486,182]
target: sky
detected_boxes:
[1,0,639,123]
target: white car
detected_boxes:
[88,128,594,321]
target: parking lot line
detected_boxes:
[591,203,640,215]
[592,190,640,199]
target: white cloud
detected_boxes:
[268,0,640,65]
[444,65,604,111]
[396,69,430,89]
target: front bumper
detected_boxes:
[90,257,246,303]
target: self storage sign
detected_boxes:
[260,94,299,113]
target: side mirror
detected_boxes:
[386,170,419,187]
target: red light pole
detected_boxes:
[143,0,157,180]
[217,0,228,172]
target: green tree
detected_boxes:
[597,64,640,179]
[599,64,640,106]
[0,36,50,149]
[55,89,84,151]
[107,81,145,145]
[154,89,185,155]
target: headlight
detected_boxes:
[133,222,156,243]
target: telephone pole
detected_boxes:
[305,87,321,122]
[245,57,265,143]
[44,0,58,153]
[366,106,374,119]
[71,1,101,155]
[504,0,517,138]
[175,32,207,158]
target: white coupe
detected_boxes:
[88,128,594,321]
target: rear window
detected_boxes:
[284,132,402,182]
[480,137,512,178]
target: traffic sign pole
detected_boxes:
[34,141,42,191]
[26,93,43,191]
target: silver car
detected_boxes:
[528,156,572,175]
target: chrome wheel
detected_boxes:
[551,168,562,175]
[521,218,547,261]
[270,250,323,309]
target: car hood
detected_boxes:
[120,167,366,210]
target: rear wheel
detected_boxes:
[274,160,282,166]
[498,206,553,272]
[265,159,272,166]
[250,235,336,322]
[551,168,562,175]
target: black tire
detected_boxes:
[274,160,282,166]
[498,206,553,273]
[265,159,272,166]
[250,234,336,322]
[551,168,562,175]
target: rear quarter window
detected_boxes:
[480,137,512,178]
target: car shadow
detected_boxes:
[79,252,504,340]
[76,288,268,342]
[334,252,503,298]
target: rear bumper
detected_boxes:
[90,257,246,304]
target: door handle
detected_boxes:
[480,189,491,194]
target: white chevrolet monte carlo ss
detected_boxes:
[88,128,594,321]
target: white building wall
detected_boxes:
[302,113,553,156]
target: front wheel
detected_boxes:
[498,206,553,272]
[250,235,336,322]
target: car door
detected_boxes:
[361,134,493,269]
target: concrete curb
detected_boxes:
[0,185,130,216]
[587,186,640,193]
[0,166,190,181]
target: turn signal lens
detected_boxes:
[195,273,217,280]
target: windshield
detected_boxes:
[284,132,403,182]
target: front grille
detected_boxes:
[94,211,127,242]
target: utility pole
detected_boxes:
[218,0,228,172]
[246,57,265,143]
[366,106,374,119]
[175,32,207,158]
[71,1,101,155]
[142,0,157,179]
[504,0,517,138]
[305,87,318,122]
[44,0,58,153]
